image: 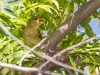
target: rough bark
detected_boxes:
[20,0,100,75]
[41,0,100,55]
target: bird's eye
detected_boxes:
[34,18,38,20]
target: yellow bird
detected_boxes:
[22,17,44,47]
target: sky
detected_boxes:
[90,18,100,36]
[74,3,100,38]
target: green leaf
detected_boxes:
[2,41,18,54]
[82,57,89,63]
[11,57,21,64]
[0,54,3,60]
[22,0,32,7]
[92,47,100,50]
[11,70,18,75]
[86,43,92,48]
[37,4,58,14]
[6,51,25,63]
[7,51,25,58]
[56,0,64,7]
[48,5,58,14]
[72,34,84,43]
[49,0,59,10]
[12,29,19,37]
[85,28,94,38]
[37,5,52,14]
[5,8,17,17]
[88,66,97,74]
[0,14,11,22]
[38,8,45,16]
[81,22,89,28]
[27,3,39,8]
[67,55,76,67]
[98,18,100,26]
[11,18,27,25]
[67,1,74,12]
[1,8,17,18]
[61,69,67,75]
[0,68,10,75]
[81,22,94,37]
[0,39,11,49]
[22,60,36,67]
[4,1,24,7]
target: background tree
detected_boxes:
[0,0,100,75]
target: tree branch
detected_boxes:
[39,34,100,71]
[41,0,100,55]
[0,62,61,75]
[0,23,85,74]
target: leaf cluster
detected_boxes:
[0,0,100,75]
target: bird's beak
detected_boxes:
[39,18,45,24]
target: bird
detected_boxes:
[22,17,44,47]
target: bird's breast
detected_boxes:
[22,28,41,47]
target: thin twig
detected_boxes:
[0,62,38,72]
[56,34,100,56]
[39,34,100,74]
[19,38,47,66]
[0,62,61,75]
[0,23,85,74]
[93,13,100,19]
[0,23,46,60]
[76,29,85,33]
[90,66,96,74]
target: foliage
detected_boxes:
[0,0,100,75]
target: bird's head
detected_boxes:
[27,17,44,29]
[34,17,44,25]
